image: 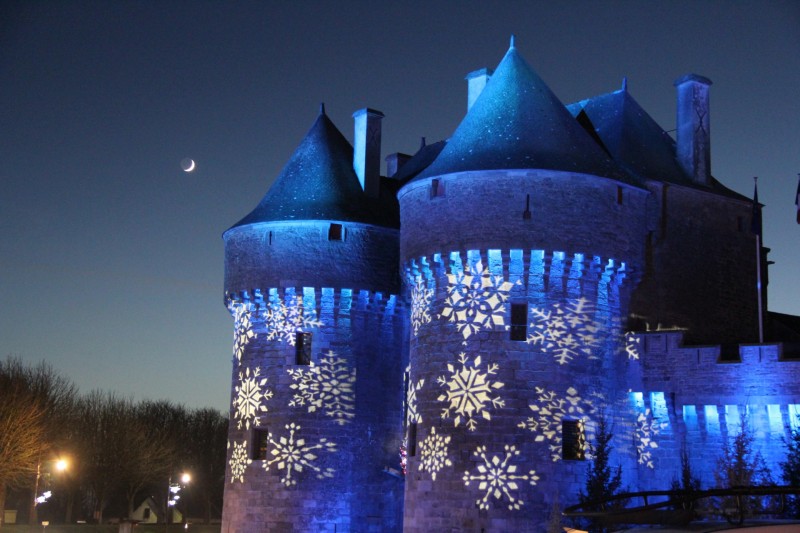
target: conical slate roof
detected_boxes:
[228,109,398,230]
[414,41,637,185]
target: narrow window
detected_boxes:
[510,303,527,341]
[616,185,623,205]
[269,231,273,245]
[143,508,151,520]
[296,332,312,365]
[562,420,585,460]
[328,223,343,241]
[250,428,269,460]
[430,179,444,198]
[408,423,418,456]
[737,216,744,232]
[523,193,531,220]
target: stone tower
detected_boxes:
[221,106,406,532]
[397,40,649,532]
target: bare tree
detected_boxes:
[183,408,228,523]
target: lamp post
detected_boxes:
[30,457,68,529]
[166,472,190,530]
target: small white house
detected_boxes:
[130,496,183,524]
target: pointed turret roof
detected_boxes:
[414,40,636,184]
[228,108,398,230]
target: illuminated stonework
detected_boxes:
[625,332,642,360]
[527,297,602,365]
[440,260,516,342]
[231,303,257,365]
[410,278,435,337]
[518,386,596,462]
[229,440,252,483]
[262,423,336,487]
[287,350,356,425]
[406,374,425,425]
[262,295,322,345]
[462,445,539,511]
[233,366,272,430]
[418,426,452,480]
[634,409,661,469]
[437,353,504,431]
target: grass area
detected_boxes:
[1,525,220,533]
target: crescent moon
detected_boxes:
[181,158,196,172]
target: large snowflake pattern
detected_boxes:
[232,366,272,430]
[410,278,435,337]
[518,386,597,462]
[634,409,662,469]
[527,298,602,365]
[231,302,256,365]
[418,427,452,480]
[440,260,516,341]
[288,350,356,425]
[228,440,252,483]
[262,295,322,345]
[262,423,336,486]
[463,445,539,511]
[437,353,504,431]
[625,332,642,360]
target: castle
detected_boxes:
[220,39,800,532]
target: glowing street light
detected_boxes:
[166,471,191,528]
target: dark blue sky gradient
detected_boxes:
[2,1,798,411]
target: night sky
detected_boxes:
[2,1,798,412]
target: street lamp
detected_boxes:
[166,472,190,529]
[31,457,69,526]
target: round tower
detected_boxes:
[398,41,649,531]
[221,107,406,532]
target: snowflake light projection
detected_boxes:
[625,332,642,360]
[518,386,597,462]
[440,260,516,342]
[462,445,539,511]
[527,297,602,365]
[406,375,425,425]
[410,278,434,337]
[418,427,452,481]
[232,366,272,430]
[437,353,504,431]
[262,423,336,487]
[262,295,322,345]
[231,302,256,365]
[229,440,252,483]
[287,350,356,425]
[634,409,662,469]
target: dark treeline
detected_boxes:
[0,357,228,527]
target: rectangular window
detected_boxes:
[143,508,151,520]
[408,423,418,456]
[250,428,269,460]
[328,223,343,241]
[510,303,527,341]
[296,332,312,365]
[430,179,444,198]
[562,420,585,460]
[616,185,624,205]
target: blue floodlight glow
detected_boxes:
[704,405,720,435]
[683,405,698,430]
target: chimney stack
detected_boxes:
[353,108,384,198]
[674,74,712,186]
[465,68,493,111]
[385,152,411,178]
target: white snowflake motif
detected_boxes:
[228,440,251,483]
[262,423,336,486]
[440,260,516,342]
[518,386,596,462]
[232,366,272,430]
[262,295,322,345]
[406,375,425,425]
[527,298,602,365]
[634,409,661,469]
[463,445,539,511]
[437,353,504,431]
[410,278,435,337]
[625,332,641,360]
[418,427,452,481]
[288,350,356,425]
[230,302,256,365]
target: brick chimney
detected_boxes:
[674,74,712,186]
[353,108,384,198]
[465,68,493,111]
